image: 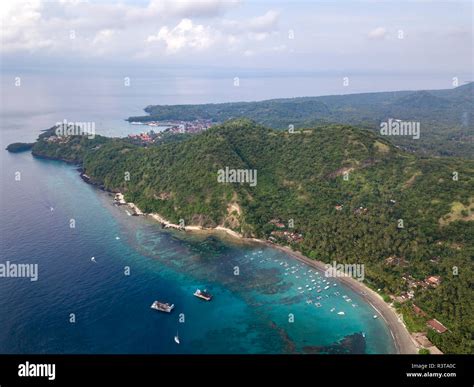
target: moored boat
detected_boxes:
[194,289,212,301]
[150,301,174,313]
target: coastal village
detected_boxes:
[127,119,213,144]
[388,268,448,355]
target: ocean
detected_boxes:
[0,71,397,353]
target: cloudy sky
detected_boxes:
[1,0,472,79]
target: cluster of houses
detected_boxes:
[267,219,304,244]
[45,134,69,143]
[166,119,213,134]
[269,230,304,244]
[411,303,448,354]
[127,120,213,145]
[384,256,409,267]
[387,270,448,354]
[390,274,442,304]
[402,273,442,289]
[383,253,449,353]
[128,132,153,143]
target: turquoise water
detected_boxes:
[0,151,396,353]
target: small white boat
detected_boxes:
[194,289,212,301]
[338,311,345,315]
[373,315,378,319]
[330,307,335,312]
[174,330,180,344]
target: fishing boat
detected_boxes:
[150,301,174,313]
[194,289,212,301]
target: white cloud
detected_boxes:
[154,0,241,18]
[248,32,270,42]
[92,29,116,45]
[148,19,216,53]
[220,9,280,34]
[368,27,388,39]
[0,0,239,54]
[272,44,287,52]
[247,10,279,32]
[146,9,281,55]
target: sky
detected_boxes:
[0,0,473,82]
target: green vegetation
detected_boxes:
[400,304,427,333]
[28,118,474,353]
[6,142,34,152]
[418,348,430,355]
[129,83,474,158]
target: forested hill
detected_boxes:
[128,83,474,158]
[29,119,473,353]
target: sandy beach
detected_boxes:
[118,193,418,354]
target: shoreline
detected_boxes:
[114,192,418,354]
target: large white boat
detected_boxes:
[150,301,175,313]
